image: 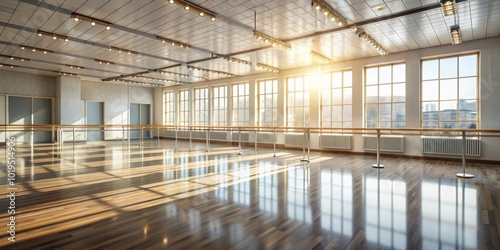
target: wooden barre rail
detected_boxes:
[2,124,499,179]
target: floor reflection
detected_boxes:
[320,169,353,237]
[421,179,477,249]
[365,171,407,250]
[287,166,312,223]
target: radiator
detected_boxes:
[364,136,405,152]
[164,130,176,138]
[422,137,481,156]
[191,131,206,139]
[210,131,227,141]
[177,130,190,138]
[285,133,307,148]
[320,135,352,150]
[256,133,275,144]
[231,132,249,142]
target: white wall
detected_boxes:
[0,71,155,142]
[81,81,154,140]
[155,36,500,161]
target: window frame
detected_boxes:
[257,78,278,127]
[212,85,228,127]
[321,70,353,130]
[364,63,406,128]
[193,87,209,126]
[286,74,312,129]
[163,91,175,126]
[420,52,480,131]
[231,82,250,126]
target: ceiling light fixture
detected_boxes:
[167,0,216,21]
[311,0,348,26]
[253,11,291,50]
[20,45,53,54]
[108,46,139,55]
[94,59,115,65]
[37,30,69,42]
[352,25,389,55]
[156,35,190,49]
[256,63,279,73]
[310,50,333,64]
[104,78,163,87]
[0,54,30,62]
[71,12,112,30]
[186,65,235,77]
[211,53,253,66]
[65,64,85,69]
[440,0,457,16]
[253,30,292,50]
[156,70,190,78]
[0,63,19,68]
[53,71,77,77]
[129,75,189,85]
[450,25,462,44]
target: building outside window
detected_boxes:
[178,89,190,127]
[258,79,278,127]
[287,75,311,127]
[232,82,250,126]
[365,63,406,128]
[163,91,175,125]
[321,70,352,129]
[194,88,209,126]
[212,85,228,126]
[421,53,479,130]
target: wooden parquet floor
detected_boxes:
[0,140,499,249]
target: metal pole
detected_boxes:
[372,129,384,168]
[73,127,75,145]
[457,131,474,178]
[174,127,178,152]
[140,127,144,148]
[205,128,210,152]
[157,127,160,147]
[307,129,310,161]
[300,128,310,163]
[122,126,125,145]
[254,129,257,153]
[273,128,276,157]
[189,127,192,152]
[238,128,242,155]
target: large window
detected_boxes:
[178,89,190,127]
[212,85,227,126]
[258,79,278,127]
[365,63,406,128]
[232,82,249,126]
[321,70,352,128]
[421,54,478,129]
[194,88,209,126]
[163,91,175,125]
[287,75,311,127]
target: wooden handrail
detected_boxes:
[1,124,499,137]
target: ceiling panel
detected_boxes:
[0,0,498,87]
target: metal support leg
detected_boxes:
[238,129,242,155]
[140,127,144,148]
[205,129,210,152]
[273,129,277,157]
[157,128,160,147]
[174,129,178,152]
[300,129,310,163]
[372,130,384,168]
[457,131,474,178]
[254,130,257,153]
[189,129,192,152]
[122,126,125,145]
[73,128,75,146]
